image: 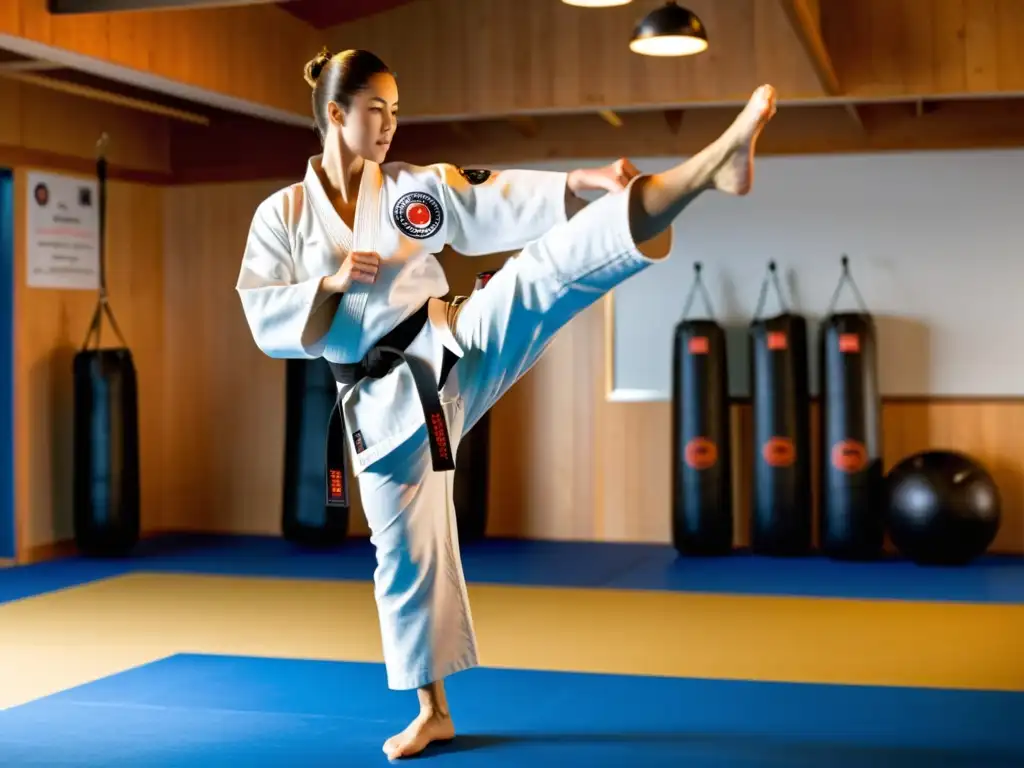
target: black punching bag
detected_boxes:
[453,270,496,543]
[749,261,812,556]
[282,357,349,546]
[73,134,141,557]
[818,256,884,560]
[671,262,733,556]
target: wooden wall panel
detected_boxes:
[0,0,319,117]
[595,394,1024,554]
[5,79,171,562]
[13,175,165,559]
[0,78,171,174]
[153,180,1024,556]
[161,181,370,539]
[325,0,825,119]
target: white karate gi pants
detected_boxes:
[357,178,670,690]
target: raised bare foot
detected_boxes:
[383,710,456,761]
[714,84,777,196]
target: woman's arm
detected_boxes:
[436,159,639,256]
[235,198,378,359]
[435,163,570,255]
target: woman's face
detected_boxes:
[330,72,399,164]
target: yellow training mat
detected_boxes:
[2,572,1022,709]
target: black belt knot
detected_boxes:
[322,303,456,509]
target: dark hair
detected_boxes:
[303,48,392,144]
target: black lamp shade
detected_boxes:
[630,2,709,57]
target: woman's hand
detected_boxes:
[322,251,380,294]
[567,157,641,195]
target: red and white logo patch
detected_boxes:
[393,191,443,240]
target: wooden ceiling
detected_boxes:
[277,0,417,29]
[323,0,1024,121]
[4,0,1024,176]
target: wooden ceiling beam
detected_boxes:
[777,0,841,94]
[776,0,862,130]
[663,109,684,135]
[388,99,1024,167]
[508,116,540,139]
[0,0,319,120]
[47,0,280,12]
[0,60,63,72]
[0,69,211,124]
[448,121,473,140]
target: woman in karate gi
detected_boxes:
[236,48,776,761]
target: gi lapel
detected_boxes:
[304,156,352,254]
[302,155,381,257]
[353,161,382,255]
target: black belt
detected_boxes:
[323,303,457,508]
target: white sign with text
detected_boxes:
[25,170,100,290]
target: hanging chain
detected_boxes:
[82,132,127,351]
[680,261,717,320]
[825,254,870,316]
[752,260,789,321]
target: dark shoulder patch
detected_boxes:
[458,168,492,185]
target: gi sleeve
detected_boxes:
[436,163,571,255]
[235,199,332,359]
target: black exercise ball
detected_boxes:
[884,450,1001,566]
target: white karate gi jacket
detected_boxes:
[236,156,569,474]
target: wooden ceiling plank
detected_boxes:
[48,0,281,13]
[277,0,418,29]
[1,0,319,121]
[663,109,684,135]
[391,100,1024,167]
[0,68,211,123]
[508,115,539,138]
[777,0,841,94]
[777,0,862,129]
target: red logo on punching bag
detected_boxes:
[762,436,795,467]
[831,439,868,473]
[766,331,787,351]
[684,437,718,470]
[688,336,709,355]
[838,333,860,353]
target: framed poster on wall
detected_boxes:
[24,169,99,291]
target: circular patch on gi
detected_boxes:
[393,191,443,239]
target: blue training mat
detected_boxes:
[4,534,1023,605]
[3,653,1023,767]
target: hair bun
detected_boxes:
[303,47,333,89]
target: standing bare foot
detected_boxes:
[383,710,456,760]
[714,85,777,196]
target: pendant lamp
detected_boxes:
[629,1,708,57]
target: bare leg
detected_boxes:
[629,84,776,243]
[383,680,455,760]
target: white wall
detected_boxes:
[485,149,1024,401]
